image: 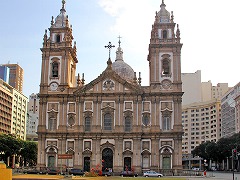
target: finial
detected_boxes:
[118,35,122,47]
[138,72,142,85]
[77,73,81,86]
[176,24,180,40]
[62,0,66,9]
[107,58,112,70]
[133,72,137,84]
[51,16,54,26]
[81,73,85,85]
[171,11,174,22]
[66,15,69,27]
[105,42,115,59]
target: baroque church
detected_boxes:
[37,0,183,174]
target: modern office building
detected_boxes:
[1,64,24,93]
[0,66,10,84]
[221,82,240,138]
[37,1,183,173]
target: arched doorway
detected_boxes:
[84,157,90,172]
[161,148,172,169]
[48,156,55,168]
[124,157,131,171]
[47,147,57,168]
[102,148,113,171]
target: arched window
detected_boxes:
[52,62,59,77]
[104,113,112,130]
[162,59,170,75]
[85,116,91,132]
[163,116,171,130]
[163,30,167,39]
[142,114,150,126]
[124,116,131,132]
[56,34,61,43]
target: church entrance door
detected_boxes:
[102,148,113,171]
[48,156,55,168]
[84,157,90,172]
[123,157,131,171]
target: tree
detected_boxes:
[0,134,23,167]
[20,141,37,166]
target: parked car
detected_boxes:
[47,168,60,175]
[69,168,84,176]
[120,170,138,177]
[143,170,163,177]
[101,170,112,176]
[192,167,200,171]
[23,168,39,174]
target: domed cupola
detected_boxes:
[112,38,135,81]
[157,0,170,23]
[52,0,68,28]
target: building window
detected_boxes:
[163,30,167,39]
[142,114,150,126]
[85,117,91,132]
[104,113,112,130]
[163,116,171,130]
[124,116,131,132]
[56,34,61,43]
[52,62,59,77]
[162,59,170,75]
[48,118,57,131]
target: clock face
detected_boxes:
[50,82,58,91]
[162,80,171,89]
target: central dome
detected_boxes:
[112,46,134,81]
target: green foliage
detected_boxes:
[0,133,37,166]
[192,132,240,162]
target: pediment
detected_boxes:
[74,66,143,95]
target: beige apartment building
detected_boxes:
[0,79,13,134]
[182,99,221,154]
[0,78,28,140]
[37,1,183,173]
[11,89,28,140]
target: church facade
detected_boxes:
[37,0,183,174]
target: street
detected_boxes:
[187,171,240,180]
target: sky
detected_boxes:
[0,0,239,98]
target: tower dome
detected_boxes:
[112,39,135,81]
[158,0,170,23]
[53,0,68,28]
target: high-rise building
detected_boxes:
[0,79,13,134]
[1,64,24,93]
[182,99,221,154]
[0,78,28,140]
[202,81,230,102]
[182,70,202,106]
[0,66,10,83]
[37,1,183,173]
[11,89,28,140]
[221,82,240,138]
[26,93,39,141]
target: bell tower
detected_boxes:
[147,0,182,89]
[40,0,78,93]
